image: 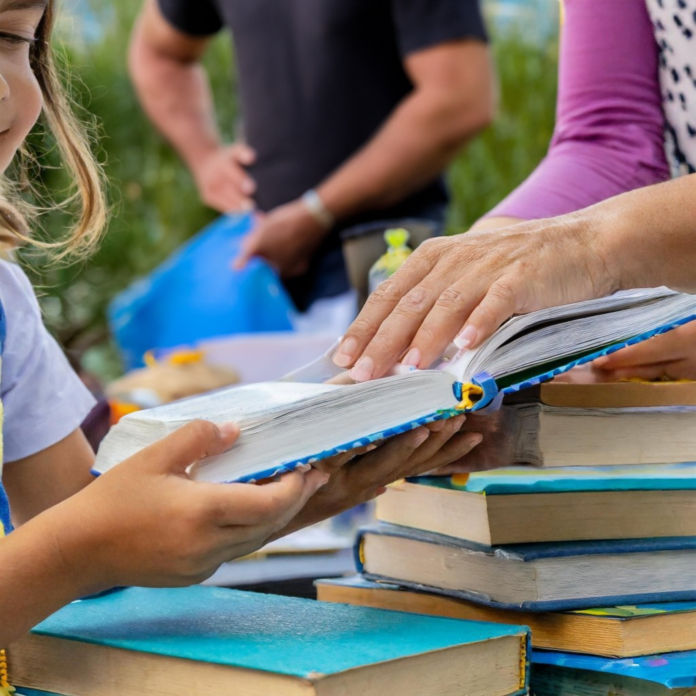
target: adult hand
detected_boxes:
[45,420,328,594]
[234,199,328,277]
[428,409,520,475]
[332,213,615,381]
[591,322,696,381]
[276,415,483,536]
[191,143,257,213]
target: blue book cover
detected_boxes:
[413,462,696,496]
[533,649,696,689]
[356,523,696,612]
[13,586,530,695]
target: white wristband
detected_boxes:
[301,189,335,230]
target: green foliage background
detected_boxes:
[21,0,558,380]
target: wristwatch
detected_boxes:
[301,189,335,230]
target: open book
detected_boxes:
[94,288,696,483]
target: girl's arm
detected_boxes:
[480,0,668,225]
[0,421,328,646]
[3,429,95,526]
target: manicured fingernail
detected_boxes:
[296,463,312,473]
[454,325,478,350]
[593,356,610,367]
[402,347,421,367]
[349,356,374,382]
[374,486,388,497]
[366,444,378,451]
[333,337,357,367]
[428,420,447,432]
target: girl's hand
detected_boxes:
[42,420,329,595]
[591,321,696,382]
[332,213,614,382]
[276,415,483,536]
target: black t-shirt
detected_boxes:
[158,0,487,310]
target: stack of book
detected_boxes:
[318,381,696,695]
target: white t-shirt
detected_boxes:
[0,260,96,463]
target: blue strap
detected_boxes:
[0,297,12,534]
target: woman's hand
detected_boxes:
[276,415,482,536]
[333,213,614,381]
[591,322,696,381]
[41,420,329,595]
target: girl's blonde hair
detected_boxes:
[0,0,107,259]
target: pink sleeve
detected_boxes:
[488,0,669,221]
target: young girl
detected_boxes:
[0,0,480,657]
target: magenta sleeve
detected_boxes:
[488,0,669,221]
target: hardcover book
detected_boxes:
[356,523,696,611]
[316,576,696,658]
[8,586,530,696]
[94,288,696,483]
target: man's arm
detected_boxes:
[237,39,496,274]
[317,39,495,219]
[129,0,256,212]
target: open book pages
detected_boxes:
[95,372,459,482]
[442,287,696,385]
[95,288,696,483]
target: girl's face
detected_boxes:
[0,0,45,174]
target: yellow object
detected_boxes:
[108,351,239,406]
[451,473,470,487]
[455,383,484,410]
[519,636,527,691]
[109,401,142,425]
[368,228,413,293]
[0,649,14,696]
[144,348,205,368]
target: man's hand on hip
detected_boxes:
[192,143,258,213]
[234,199,328,277]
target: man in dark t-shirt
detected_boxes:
[130,0,493,313]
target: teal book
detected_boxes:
[9,586,530,696]
[532,649,696,695]
[378,466,696,546]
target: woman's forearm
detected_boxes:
[595,174,696,294]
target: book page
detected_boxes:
[123,382,340,425]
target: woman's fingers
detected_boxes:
[408,280,485,367]
[333,246,440,373]
[407,430,484,477]
[313,443,379,473]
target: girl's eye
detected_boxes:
[0,32,33,48]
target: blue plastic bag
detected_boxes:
[109,214,295,370]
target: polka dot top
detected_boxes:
[646,0,696,175]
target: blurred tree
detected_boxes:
[18,0,557,380]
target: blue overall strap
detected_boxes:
[0,297,13,535]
